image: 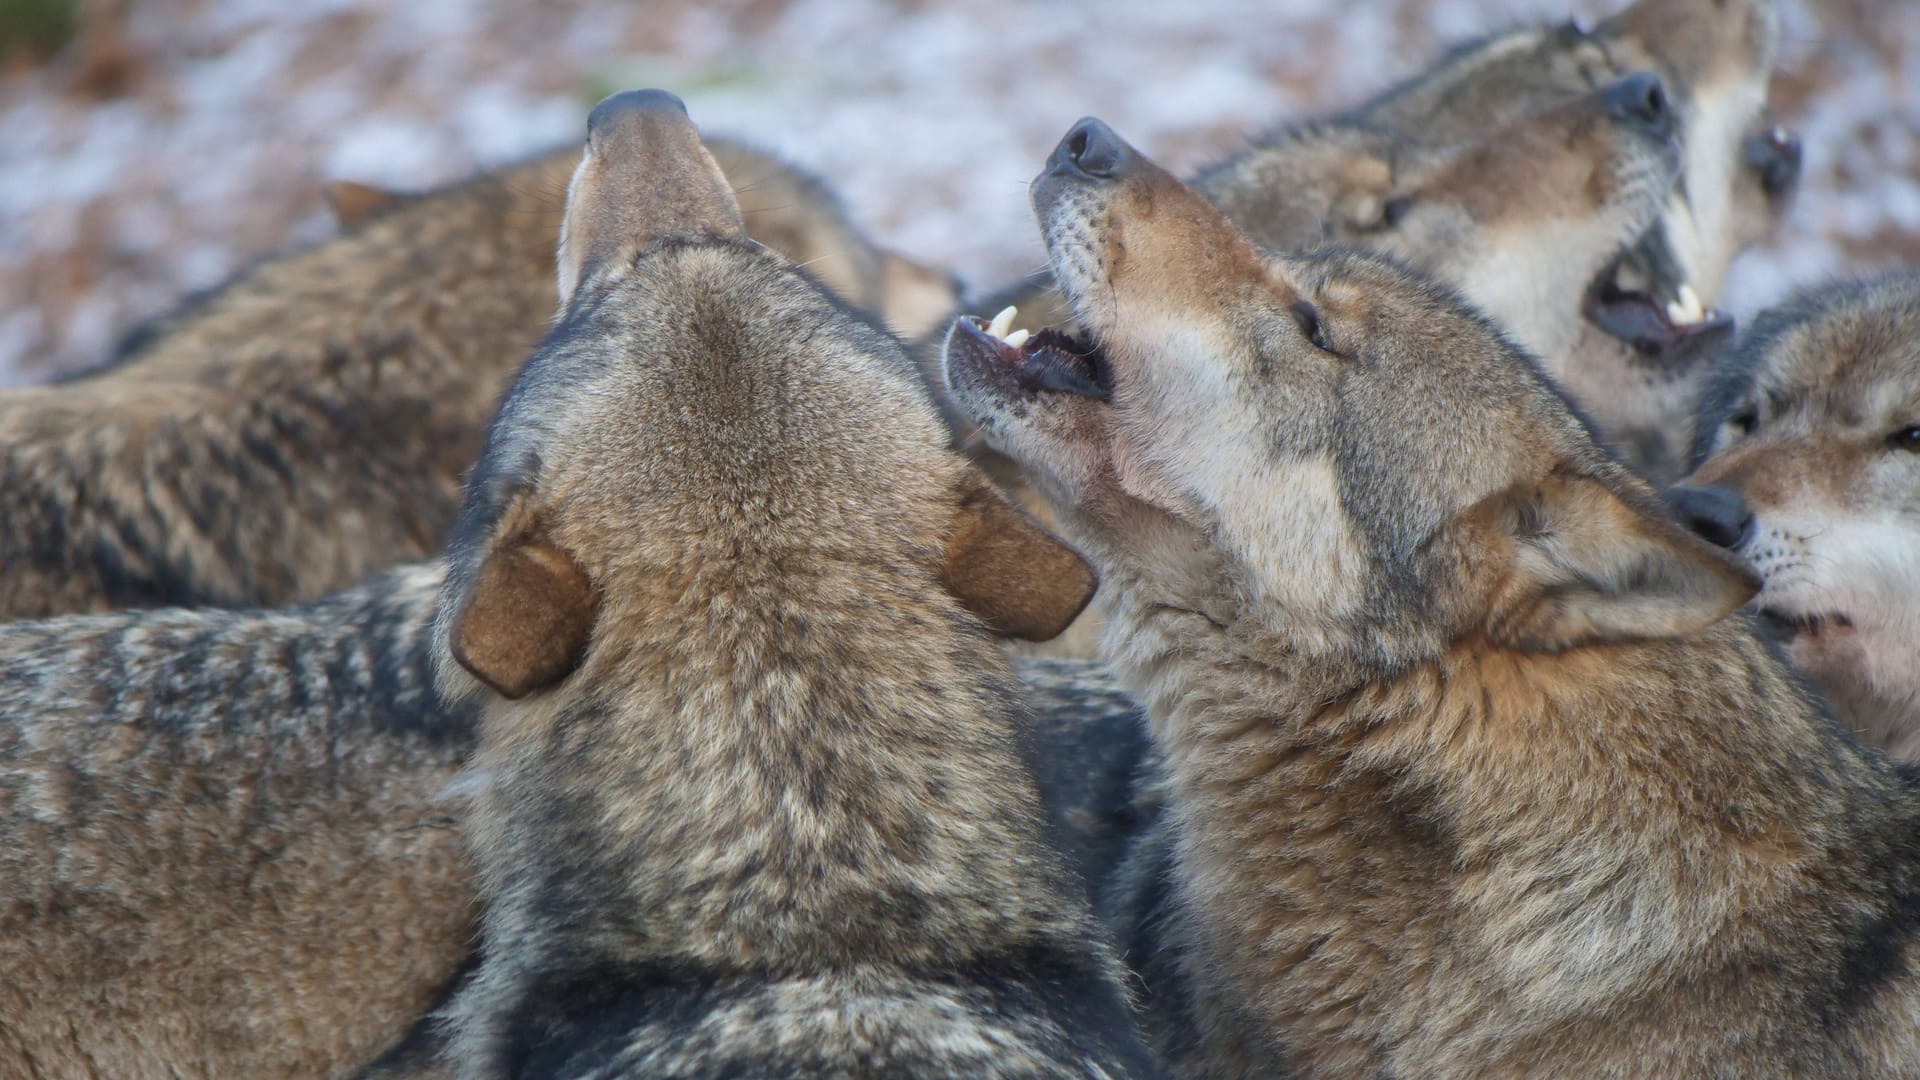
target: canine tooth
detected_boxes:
[987,306,1018,340]
[1677,283,1706,323]
[1665,286,1707,326]
[1002,328,1031,349]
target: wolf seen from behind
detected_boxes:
[433,90,1156,1079]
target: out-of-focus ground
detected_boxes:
[0,0,1912,384]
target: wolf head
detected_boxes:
[1359,0,1791,479]
[945,119,1756,669]
[434,90,1093,705]
[1365,0,1786,288]
[1352,75,1686,385]
[1201,73,1681,367]
[1672,275,1920,754]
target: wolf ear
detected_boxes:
[324,180,409,229]
[449,512,599,699]
[942,483,1097,642]
[1331,154,1395,231]
[878,249,964,340]
[1486,472,1759,652]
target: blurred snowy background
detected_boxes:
[0,0,1913,384]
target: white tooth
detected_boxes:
[1002,328,1031,349]
[987,306,1017,340]
[1666,299,1691,325]
[1678,283,1706,323]
[1613,263,1649,293]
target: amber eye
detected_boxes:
[1889,426,1920,454]
[1292,301,1333,353]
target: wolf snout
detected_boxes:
[587,89,690,140]
[1664,484,1755,549]
[1049,118,1135,181]
[1603,73,1676,142]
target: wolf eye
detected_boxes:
[1728,405,1758,436]
[1889,426,1920,454]
[1381,196,1413,228]
[1292,301,1335,353]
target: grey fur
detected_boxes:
[0,564,478,1078]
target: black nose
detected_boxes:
[587,89,689,137]
[1049,118,1132,180]
[1603,73,1675,142]
[1743,126,1803,198]
[1663,484,1754,549]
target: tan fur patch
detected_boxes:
[943,486,1097,641]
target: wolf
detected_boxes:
[429,90,1153,1079]
[1669,273,1920,762]
[944,117,1920,1078]
[0,135,947,622]
[0,564,478,1078]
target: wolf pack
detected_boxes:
[5,0,1920,1075]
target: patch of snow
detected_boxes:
[322,114,459,189]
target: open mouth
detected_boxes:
[1756,608,1854,642]
[952,305,1112,400]
[1582,229,1735,368]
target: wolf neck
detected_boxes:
[1820,655,1920,766]
[475,586,1079,974]
[1103,582,1912,1040]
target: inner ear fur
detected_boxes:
[942,483,1098,642]
[1483,471,1760,652]
[450,507,599,700]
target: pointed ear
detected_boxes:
[1330,154,1394,231]
[324,180,409,228]
[878,249,962,341]
[942,483,1097,642]
[1486,472,1760,652]
[449,511,599,699]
